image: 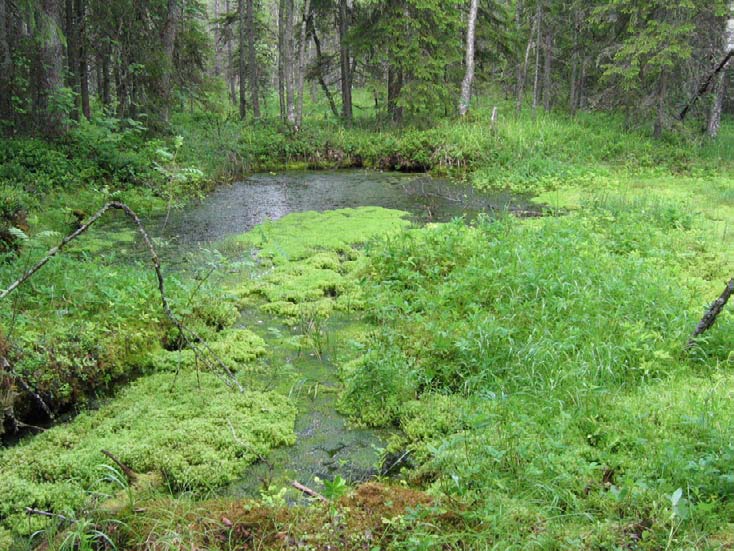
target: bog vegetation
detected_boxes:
[1,0,734,549]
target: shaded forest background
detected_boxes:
[1,0,733,139]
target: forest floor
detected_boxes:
[1,104,734,549]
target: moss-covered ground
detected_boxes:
[3,106,734,549]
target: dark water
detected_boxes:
[156,170,537,246]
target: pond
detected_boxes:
[115,170,539,499]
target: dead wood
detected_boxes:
[291,480,328,502]
[101,449,139,483]
[687,278,734,349]
[679,51,734,121]
[0,201,243,392]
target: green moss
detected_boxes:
[226,208,407,322]
[0,371,296,536]
[147,328,267,372]
[228,207,410,263]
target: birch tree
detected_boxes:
[708,0,734,137]
[459,0,479,116]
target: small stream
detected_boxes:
[108,170,538,497]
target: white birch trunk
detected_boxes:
[459,0,479,116]
[295,0,311,128]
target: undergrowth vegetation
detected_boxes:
[0,371,296,543]
[335,197,734,547]
[174,103,734,193]
[2,102,734,549]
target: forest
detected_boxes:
[1,0,734,549]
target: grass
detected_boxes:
[334,196,734,548]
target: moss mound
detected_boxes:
[0,371,296,536]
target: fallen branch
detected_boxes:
[4,355,54,420]
[687,278,734,349]
[101,449,138,483]
[291,480,327,502]
[679,50,734,121]
[0,202,243,392]
[25,508,75,524]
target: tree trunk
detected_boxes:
[285,0,296,124]
[0,0,13,127]
[653,71,668,138]
[38,0,65,137]
[295,0,311,128]
[459,0,479,116]
[65,0,80,121]
[517,13,537,115]
[387,65,403,124]
[247,0,259,118]
[213,0,222,76]
[160,0,181,120]
[101,45,111,108]
[338,0,352,123]
[226,0,237,104]
[708,73,727,138]
[308,14,339,119]
[77,0,90,119]
[708,1,734,138]
[542,25,552,112]
[568,12,579,115]
[238,0,247,119]
[278,0,286,121]
[531,2,542,112]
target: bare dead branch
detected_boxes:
[687,278,734,349]
[25,508,75,523]
[679,50,734,121]
[0,202,244,392]
[291,480,328,502]
[101,449,138,483]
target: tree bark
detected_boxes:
[542,25,552,112]
[708,71,727,138]
[295,0,311,128]
[653,71,668,138]
[708,1,734,138]
[226,0,237,105]
[38,0,65,137]
[517,12,537,115]
[0,0,13,128]
[285,0,296,124]
[247,0,259,118]
[101,44,111,108]
[238,0,247,119]
[459,0,479,116]
[531,2,542,112]
[160,0,182,121]
[688,279,734,348]
[65,0,80,121]
[387,65,403,124]
[213,0,222,77]
[308,14,339,120]
[77,0,90,119]
[338,0,352,123]
[278,0,286,121]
